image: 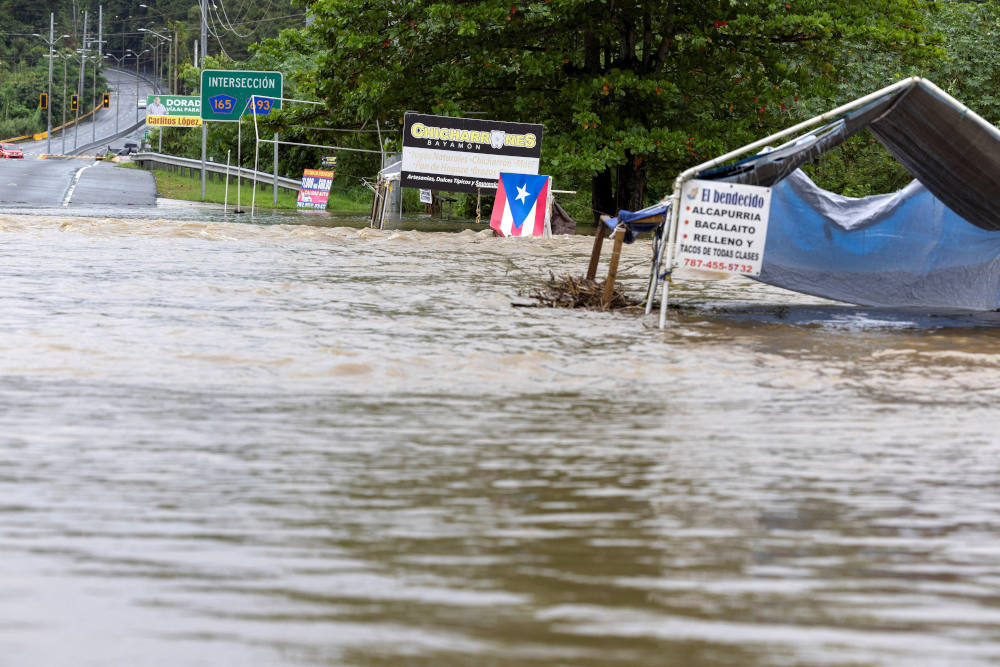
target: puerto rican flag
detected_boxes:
[490,172,551,237]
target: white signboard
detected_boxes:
[676,179,771,276]
[419,189,433,204]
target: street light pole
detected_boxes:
[61,53,67,154]
[76,10,87,150]
[135,51,140,123]
[129,49,149,125]
[92,5,102,144]
[32,15,69,155]
[138,28,171,95]
[104,53,126,135]
[138,4,175,94]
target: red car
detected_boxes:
[1,144,23,159]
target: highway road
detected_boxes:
[18,67,154,158]
[0,157,155,208]
[0,67,158,210]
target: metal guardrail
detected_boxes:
[132,152,301,191]
[66,118,148,157]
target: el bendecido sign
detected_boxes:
[401,113,543,194]
[676,179,772,277]
[200,69,283,122]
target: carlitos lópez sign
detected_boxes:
[676,179,772,277]
[145,95,203,127]
[401,113,543,194]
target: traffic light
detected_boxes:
[70,94,79,111]
[39,92,48,110]
[102,92,110,109]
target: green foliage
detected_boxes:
[254,0,938,219]
[13,0,1000,212]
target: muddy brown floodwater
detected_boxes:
[2,211,1000,666]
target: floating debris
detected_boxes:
[520,272,643,311]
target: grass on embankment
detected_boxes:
[115,160,371,213]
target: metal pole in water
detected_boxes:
[237,118,241,212]
[272,132,278,207]
[199,0,207,201]
[224,149,230,214]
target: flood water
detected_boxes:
[2,208,1000,666]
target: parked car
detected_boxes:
[1,144,24,159]
[116,142,138,156]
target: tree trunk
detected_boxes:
[616,150,646,213]
[592,167,615,224]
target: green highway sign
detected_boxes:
[200,69,283,122]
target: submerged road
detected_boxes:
[0,158,155,208]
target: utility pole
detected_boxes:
[92,4,102,144]
[201,0,208,200]
[76,10,86,150]
[47,13,53,155]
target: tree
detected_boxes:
[262,0,937,220]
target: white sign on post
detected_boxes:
[419,189,432,204]
[676,179,772,276]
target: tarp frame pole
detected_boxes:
[658,193,680,328]
[644,203,672,314]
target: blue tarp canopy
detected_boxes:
[602,202,670,243]
[686,79,1000,310]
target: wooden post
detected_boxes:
[602,226,626,309]
[587,217,611,280]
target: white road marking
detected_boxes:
[62,161,99,207]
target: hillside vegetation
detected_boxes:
[4,1,1000,219]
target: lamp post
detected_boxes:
[91,5,103,144]
[51,50,74,154]
[77,10,87,150]
[32,14,70,155]
[138,28,172,94]
[91,38,104,144]
[138,4,176,93]
[60,51,68,154]
[128,49,150,124]
[73,50,87,149]
[103,53,126,135]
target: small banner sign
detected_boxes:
[676,179,771,276]
[296,168,335,210]
[146,95,203,127]
[401,113,543,194]
[490,172,551,237]
[419,189,432,204]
